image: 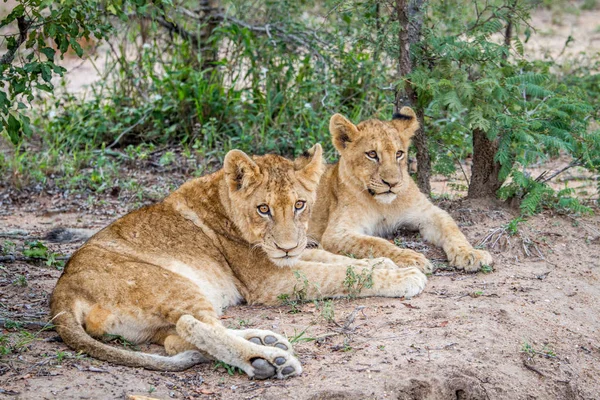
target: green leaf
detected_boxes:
[69,38,83,57]
[21,114,32,136]
[6,114,21,144]
[40,47,56,61]
[41,64,53,83]
[37,83,54,92]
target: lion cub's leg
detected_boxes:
[411,204,494,272]
[229,329,293,353]
[254,260,426,304]
[322,232,434,273]
[300,248,398,270]
[175,315,301,379]
[163,330,292,355]
[163,334,200,355]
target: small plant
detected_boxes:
[319,299,335,323]
[521,341,536,357]
[1,240,16,255]
[12,274,27,287]
[378,345,386,351]
[393,237,406,248]
[237,319,252,328]
[23,241,50,258]
[148,386,156,394]
[159,151,176,166]
[292,270,313,301]
[278,270,323,313]
[471,291,484,298]
[288,328,315,344]
[521,341,556,359]
[542,345,557,358]
[343,265,374,298]
[213,360,244,375]
[480,265,494,274]
[3,319,23,329]
[277,293,301,314]
[102,334,139,350]
[23,241,64,269]
[0,333,11,355]
[55,350,72,364]
[505,217,525,236]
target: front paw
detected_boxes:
[448,246,493,272]
[248,350,302,380]
[395,250,434,274]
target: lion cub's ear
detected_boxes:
[330,114,359,152]
[294,143,324,191]
[224,150,262,192]
[390,106,420,139]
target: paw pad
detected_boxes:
[274,357,286,365]
[282,366,295,375]
[264,335,277,344]
[251,358,276,380]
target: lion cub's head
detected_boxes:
[223,144,324,267]
[330,107,419,204]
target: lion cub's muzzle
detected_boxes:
[263,239,306,267]
[367,178,403,203]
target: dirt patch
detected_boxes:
[1,196,599,399]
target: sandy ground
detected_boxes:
[1,3,599,400]
[1,192,600,400]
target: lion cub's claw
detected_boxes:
[449,247,493,272]
[398,251,434,274]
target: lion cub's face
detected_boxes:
[223,145,324,267]
[329,107,419,204]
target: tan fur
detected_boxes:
[306,107,493,273]
[50,144,426,379]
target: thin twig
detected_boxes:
[0,255,70,263]
[435,140,470,185]
[536,158,582,184]
[522,359,546,377]
[0,318,55,330]
[0,230,31,239]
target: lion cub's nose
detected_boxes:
[382,179,399,188]
[274,242,299,254]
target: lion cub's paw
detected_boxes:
[248,347,303,380]
[235,329,293,353]
[399,267,428,299]
[404,267,427,298]
[396,251,434,274]
[449,246,493,272]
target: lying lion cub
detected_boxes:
[305,108,493,273]
[50,145,427,379]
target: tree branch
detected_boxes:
[0,16,32,66]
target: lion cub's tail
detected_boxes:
[53,309,203,371]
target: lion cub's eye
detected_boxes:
[396,150,405,160]
[257,204,270,216]
[294,200,306,211]
[365,150,378,160]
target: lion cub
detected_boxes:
[305,108,493,273]
[50,145,427,379]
